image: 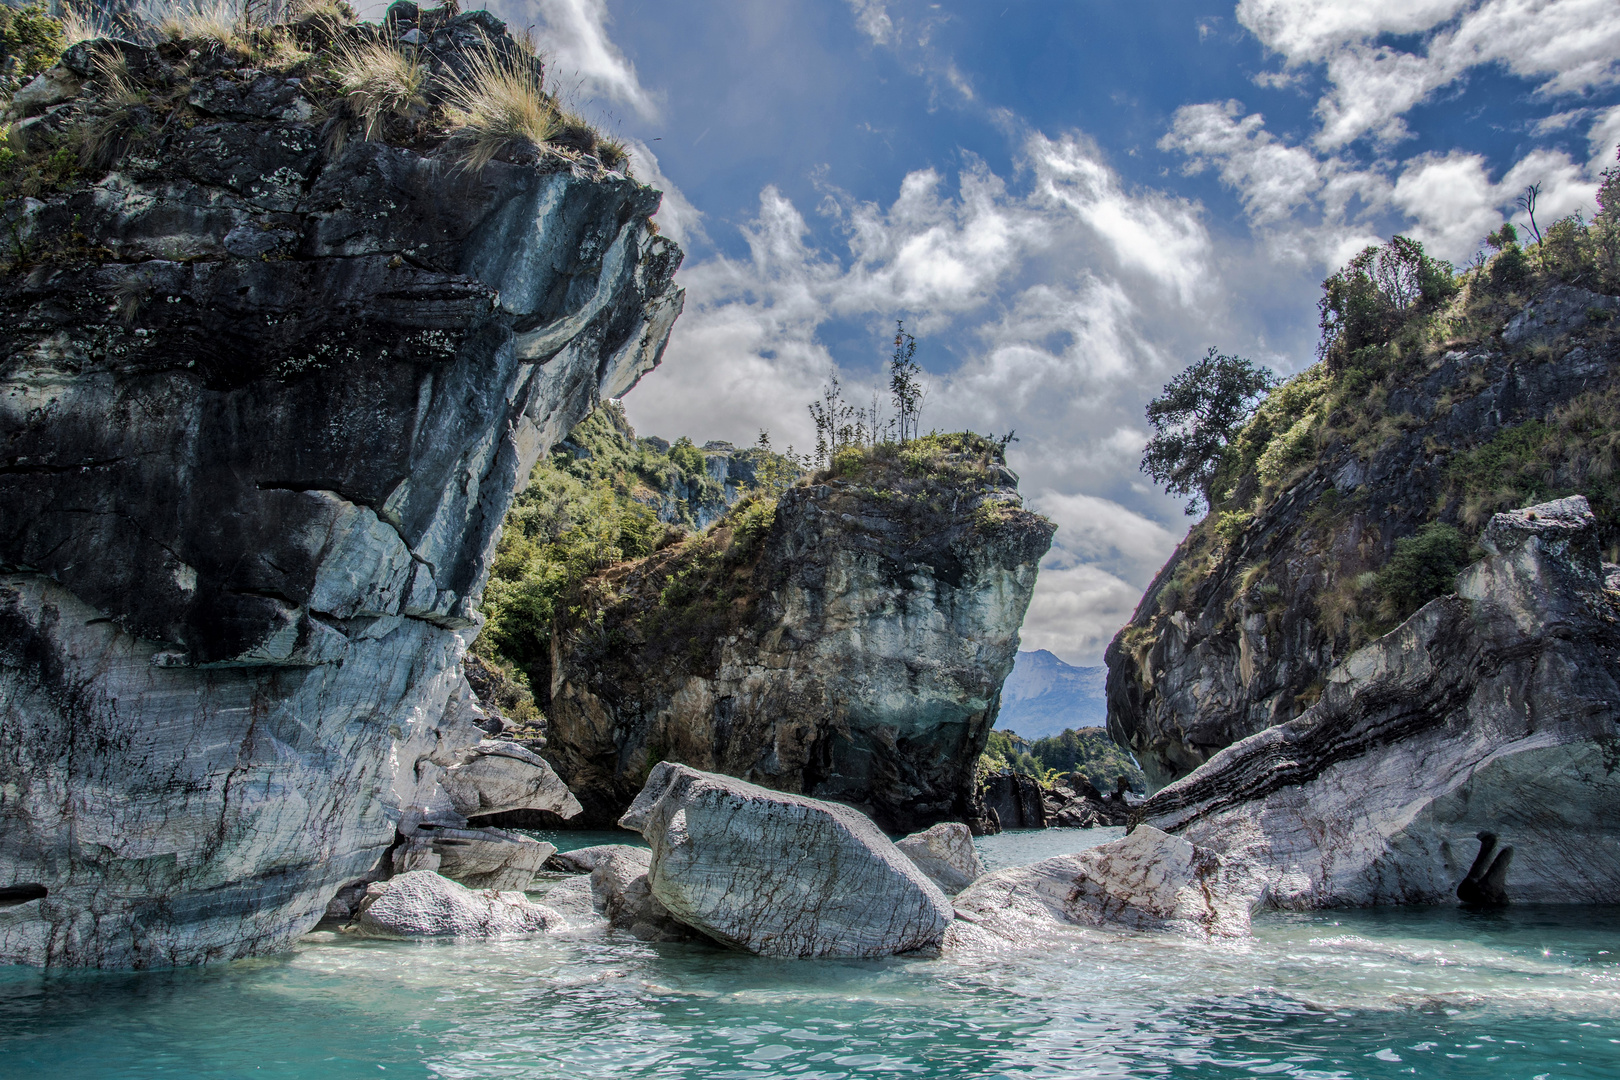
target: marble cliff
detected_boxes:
[0,10,682,966]
[544,436,1055,832]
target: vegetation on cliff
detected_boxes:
[475,403,796,711]
[1113,159,1620,786]
[0,0,628,218]
[983,727,1145,793]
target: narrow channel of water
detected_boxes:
[3,828,1615,1079]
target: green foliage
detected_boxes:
[1213,509,1253,543]
[1027,727,1146,793]
[1318,236,1457,368]
[1141,348,1277,514]
[477,403,800,702]
[0,3,65,85]
[1374,522,1472,623]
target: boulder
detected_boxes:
[620,763,953,958]
[951,826,1253,941]
[442,740,583,820]
[544,843,640,874]
[981,773,1046,829]
[896,823,984,895]
[587,845,694,942]
[1139,497,1620,907]
[351,871,557,938]
[396,826,554,891]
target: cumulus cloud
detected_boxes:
[1239,0,1620,150]
[622,138,1232,661]
[525,0,659,119]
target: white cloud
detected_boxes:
[1239,0,1620,150]
[526,0,659,120]
[847,0,896,45]
[1160,101,1323,222]
[623,139,708,249]
[1017,562,1151,666]
[1591,105,1620,172]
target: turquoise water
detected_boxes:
[2,829,1617,1079]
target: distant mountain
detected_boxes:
[995,650,1108,740]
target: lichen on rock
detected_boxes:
[0,7,682,967]
[544,433,1055,831]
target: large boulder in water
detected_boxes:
[351,871,557,938]
[587,845,695,942]
[950,825,1253,942]
[619,763,953,957]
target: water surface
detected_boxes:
[3,829,1615,1079]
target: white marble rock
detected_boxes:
[896,822,984,895]
[351,870,558,938]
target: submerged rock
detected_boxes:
[547,436,1054,831]
[0,16,683,967]
[950,825,1252,942]
[587,845,694,942]
[896,822,984,895]
[1139,497,1620,907]
[352,871,557,938]
[619,763,953,957]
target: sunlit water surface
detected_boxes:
[3,828,1617,1079]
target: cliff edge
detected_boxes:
[0,7,682,966]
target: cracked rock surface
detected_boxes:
[0,22,682,967]
[1139,496,1620,908]
[620,763,953,958]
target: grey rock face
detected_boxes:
[0,25,682,966]
[619,763,954,958]
[1108,305,1620,790]
[549,454,1054,831]
[980,773,1047,830]
[896,822,983,895]
[394,826,555,892]
[1138,496,1620,907]
[587,844,694,942]
[352,870,557,938]
[544,843,639,874]
[949,825,1251,944]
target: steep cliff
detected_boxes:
[0,8,682,966]
[544,434,1055,831]
[1138,496,1620,907]
[1108,225,1620,789]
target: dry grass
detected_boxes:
[329,37,425,143]
[441,45,558,170]
[72,52,148,169]
[152,0,250,47]
[58,1,113,45]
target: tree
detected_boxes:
[889,320,926,442]
[1141,348,1277,515]
[1318,235,1457,366]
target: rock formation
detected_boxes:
[351,870,559,938]
[619,763,954,958]
[1137,496,1620,908]
[949,825,1251,943]
[895,822,984,895]
[0,12,682,966]
[547,435,1054,831]
[586,844,694,942]
[1107,284,1620,789]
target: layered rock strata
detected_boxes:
[1138,497,1620,907]
[895,822,983,895]
[619,763,954,958]
[1108,286,1620,788]
[0,21,682,966]
[949,825,1251,944]
[548,438,1054,831]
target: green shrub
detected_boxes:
[1026,727,1146,793]
[1214,509,1253,543]
[0,3,66,83]
[1318,236,1457,367]
[1374,522,1471,622]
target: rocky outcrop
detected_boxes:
[0,16,682,967]
[1108,284,1620,789]
[587,844,694,942]
[548,436,1054,831]
[392,825,554,892]
[619,763,953,958]
[351,870,558,938]
[1137,496,1620,908]
[895,822,983,895]
[949,825,1251,944]
[980,773,1047,830]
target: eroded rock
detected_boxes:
[1139,497,1620,907]
[951,826,1252,942]
[620,763,953,957]
[588,845,694,942]
[351,870,556,938]
[896,823,984,895]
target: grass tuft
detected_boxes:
[441,45,556,171]
[329,36,425,143]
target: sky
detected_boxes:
[473,0,1620,665]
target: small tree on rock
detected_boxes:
[1141,348,1277,515]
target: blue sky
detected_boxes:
[475,0,1620,664]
